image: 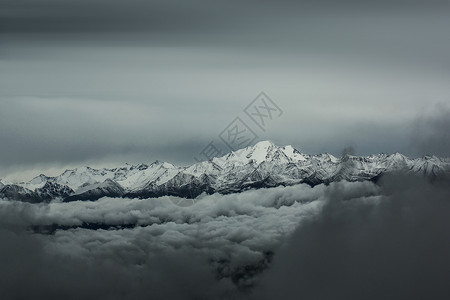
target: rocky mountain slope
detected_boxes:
[1,141,449,202]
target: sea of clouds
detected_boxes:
[1,174,449,300]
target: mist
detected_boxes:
[2,0,450,179]
[1,173,449,299]
[2,1,449,298]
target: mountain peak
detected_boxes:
[30,174,49,183]
[3,141,450,203]
[217,140,307,165]
[253,140,276,148]
[227,140,278,164]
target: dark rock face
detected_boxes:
[0,182,74,203]
[0,185,38,203]
[36,182,74,201]
[64,179,124,202]
[2,141,449,202]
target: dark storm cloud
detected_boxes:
[0,97,218,176]
[252,173,450,300]
[0,229,236,300]
[2,0,449,37]
[411,104,450,157]
[340,146,356,157]
[1,173,450,299]
[0,0,226,35]
[0,184,324,299]
[1,0,449,179]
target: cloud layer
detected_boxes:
[1,1,450,178]
[0,182,367,299]
[2,174,449,299]
[254,174,450,300]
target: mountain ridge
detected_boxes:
[1,141,449,202]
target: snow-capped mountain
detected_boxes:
[1,141,449,202]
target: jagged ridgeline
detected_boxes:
[1,141,449,203]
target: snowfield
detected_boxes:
[1,140,449,203]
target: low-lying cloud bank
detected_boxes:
[253,174,450,300]
[1,174,449,299]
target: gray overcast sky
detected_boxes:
[1,0,450,180]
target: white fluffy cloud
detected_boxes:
[4,176,447,300]
[1,183,336,261]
